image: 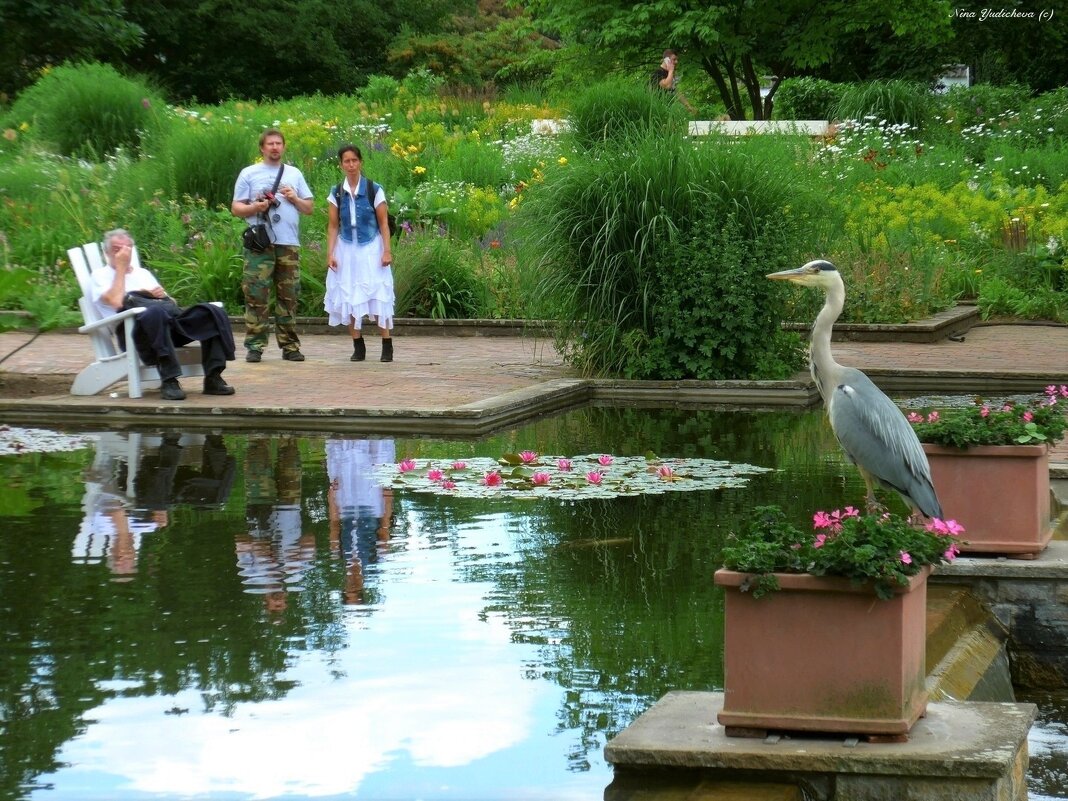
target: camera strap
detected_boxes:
[258,163,287,227]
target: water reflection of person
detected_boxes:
[236,435,314,616]
[134,433,237,521]
[326,438,395,604]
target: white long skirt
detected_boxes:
[324,234,395,330]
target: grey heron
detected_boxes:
[768,259,943,519]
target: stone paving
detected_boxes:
[1,323,1066,454]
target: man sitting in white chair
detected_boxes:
[92,228,237,400]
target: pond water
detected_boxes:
[0,407,1064,800]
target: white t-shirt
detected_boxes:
[90,263,161,324]
[232,162,313,247]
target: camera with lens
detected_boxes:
[256,191,280,210]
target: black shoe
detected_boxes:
[160,378,186,401]
[380,339,393,362]
[282,350,305,362]
[246,350,262,363]
[351,338,366,362]
[203,373,236,396]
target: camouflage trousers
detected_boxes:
[242,245,301,353]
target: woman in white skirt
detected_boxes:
[325,144,395,362]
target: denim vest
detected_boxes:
[336,177,380,244]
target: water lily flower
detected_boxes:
[427,469,445,481]
[899,551,913,565]
[556,458,572,471]
[657,465,674,479]
[451,461,467,470]
[482,470,502,487]
[519,450,538,464]
[586,471,604,485]
[398,459,416,473]
[597,454,614,466]
[441,480,456,490]
[532,472,551,486]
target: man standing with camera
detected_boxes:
[231,129,313,363]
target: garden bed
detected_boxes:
[783,303,979,343]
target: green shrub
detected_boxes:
[933,83,1026,131]
[6,62,164,159]
[567,78,686,151]
[835,80,931,127]
[517,129,817,377]
[774,77,844,121]
[362,75,401,105]
[393,232,485,318]
[158,122,254,209]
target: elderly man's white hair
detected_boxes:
[103,228,134,256]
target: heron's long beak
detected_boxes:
[766,267,807,281]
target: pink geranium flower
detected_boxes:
[531,472,551,486]
[944,544,960,561]
[813,533,828,548]
[980,405,990,418]
[586,471,604,485]
[482,470,502,487]
[398,459,417,473]
[427,469,444,481]
[1023,411,1034,422]
[597,454,614,466]
[899,551,913,565]
[907,412,923,423]
[519,450,538,464]
[556,458,572,471]
[926,411,940,423]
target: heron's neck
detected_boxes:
[810,280,845,396]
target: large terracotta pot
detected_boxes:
[714,567,930,738]
[922,443,1052,558]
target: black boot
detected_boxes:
[380,338,393,362]
[351,337,366,361]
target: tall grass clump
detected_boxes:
[835,80,932,128]
[5,62,164,159]
[774,77,844,121]
[517,130,817,378]
[157,122,254,209]
[567,78,687,152]
[393,232,486,318]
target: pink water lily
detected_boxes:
[427,469,445,481]
[556,458,572,471]
[586,470,604,485]
[398,459,417,473]
[597,454,614,466]
[519,450,539,464]
[441,479,456,490]
[451,461,467,470]
[482,470,502,487]
[657,465,674,479]
[531,472,551,486]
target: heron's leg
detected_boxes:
[861,474,887,516]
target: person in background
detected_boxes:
[231,128,314,364]
[92,228,236,401]
[651,49,696,113]
[324,144,395,363]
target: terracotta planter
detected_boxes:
[715,567,930,738]
[922,443,1052,558]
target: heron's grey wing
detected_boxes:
[827,368,943,518]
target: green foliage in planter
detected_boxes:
[567,78,687,151]
[835,79,932,128]
[723,505,961,601]
[907,387,1068,447]
[5,62,164,159]
[774,77,844,121]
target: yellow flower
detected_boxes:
[413,165,427,175]
[18,122,29,132]
[407,144,420,153]
[509,196,521,210]
[557,157,568,166]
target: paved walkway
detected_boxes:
[0,323,1066,448]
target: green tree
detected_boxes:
[526,0,954,120]
[0,0,143,98]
